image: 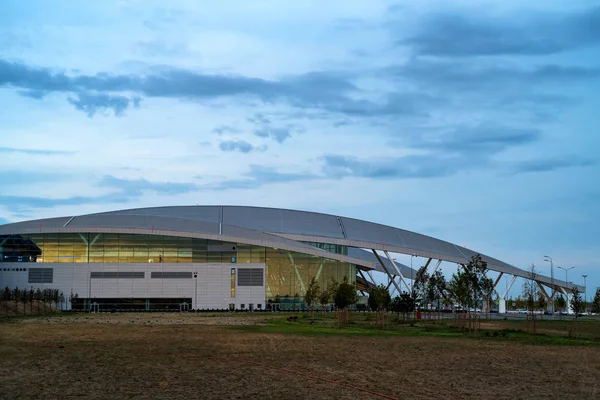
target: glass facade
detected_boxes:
[0,233,356,301]
[303,242,348,255]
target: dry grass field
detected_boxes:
[1,313,599,400]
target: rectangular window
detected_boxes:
[28,268,53,283]
[150,272,193,279]
[90,271,145,279]
[237,268,263,286]
[231,268,236,298]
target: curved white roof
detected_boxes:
[0,205,582,292]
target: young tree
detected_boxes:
[570,287,584,318]
[413,265,431,311]
[448,268,472,313]
[506,297,515,311]
[390,292,416,320]
[318,289,331,312]
[21,288,28,314]
[34,288,42,313]
[556,294,566,317]
[537,291,547,319]
[570,287,585,338]
[428,270,447,319]
[304,277,320,311]
[69,291,79,311]
[3,287,10,313]
[592,288,600,314]
[332,276,358,310]
[522,264,538,333]
[447,255,493,332]
[332,276,358,326]
[58,292,65,311]
[368,284,391,328]
[480,274,495,320]
[368,284,392,312]
[12,287,20,314]
[515,296,524,310]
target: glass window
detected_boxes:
[103,234,119,263]
[89,233,104,263]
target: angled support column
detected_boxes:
[536,281,554,312]
[384,250,411,294]
[498,275,517,313]
[423,258,432,270]
[357,269,371,295]
[429,259,442,274]
[484,272,504,313]
[560,287,572,314]
[366,270,377,285]
[536,281,550,299]
[357,268,368,282]
[491,272,505,298]
[386,279,393,291]
[372,249,402,296]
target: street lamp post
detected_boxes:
[410,255,417,292]
[543,256,555,316]
[558,266,575,288]
[582,274,588,312]
[557,266,575,314]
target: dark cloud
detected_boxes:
[321,154,469,179]
[247,113,304,143]
[400,6,600,57]
[381,59,599,118]
[408,125,540,155]
[0,175,200,212]
[0,51,596,126]
[0,147,74,155]
[0,58,429,118]
[333,120,352,128]
[67,92,141,117]
[202,154,473,191]
[219,140,261,153]
[388,60,600,92]
[512,157,595,174]
[254,127,291,143]
[210,165,318,190]
[247,113,271,124]
[17,89,49,99]
[212,125,239,135]
[3,175,191,212]
[98,175,198,195]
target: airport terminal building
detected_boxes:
[0,206,581,312]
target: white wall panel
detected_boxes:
[1,262,266,310]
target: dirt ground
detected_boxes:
[1,314,599,400]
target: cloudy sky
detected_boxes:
[1,0,599,293]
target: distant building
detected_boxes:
[0,205,580,312]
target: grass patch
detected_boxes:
[231,314,600,346]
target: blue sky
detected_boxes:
[1,0,599,297]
